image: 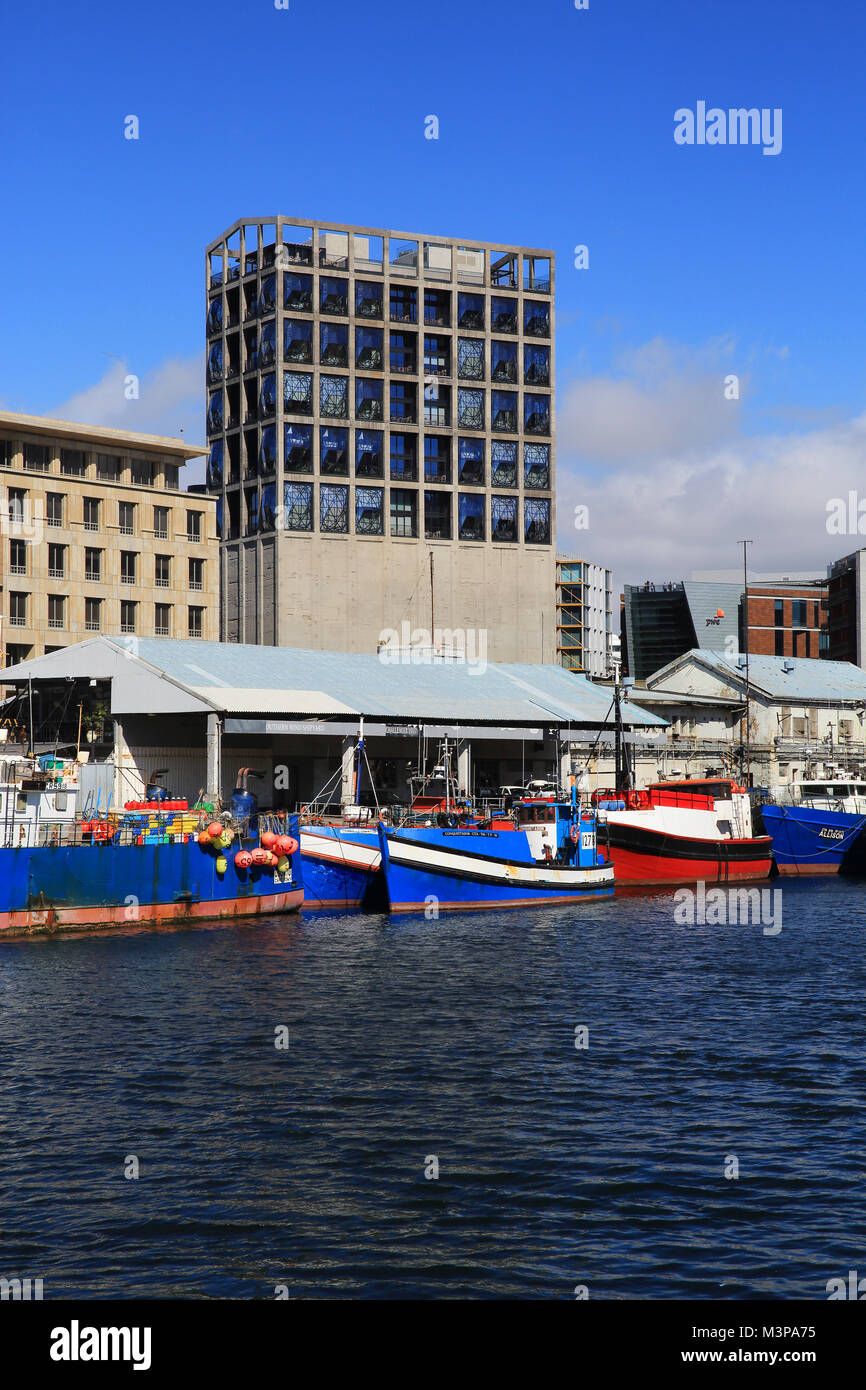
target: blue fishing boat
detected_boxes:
[0,767,304,935]
[376,796,614,913]
[761,780,866,876]
[300,825,384,909]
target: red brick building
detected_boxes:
[743,583,828,658]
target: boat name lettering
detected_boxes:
[818,827,846,840]
[441,831,498,837]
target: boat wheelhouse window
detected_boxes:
[800,784,830,797]
[517,804,556,824]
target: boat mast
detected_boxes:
[739,539,753,787]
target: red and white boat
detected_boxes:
[594,779,773,885]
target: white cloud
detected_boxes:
[556,339,866,590]
[49,355,206,476]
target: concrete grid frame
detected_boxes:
[205,217,557,662]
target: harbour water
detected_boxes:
[1,879,863,1300]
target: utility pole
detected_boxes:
[738,539,753,786]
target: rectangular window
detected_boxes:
[155,604,171,637]
[458,493,485,542]
[390,488,417,538]
[458,292,484,329]
[424,436,451,484]
[355,378,383,422]
[355,486,383,535]
[85,548,102,582]
[491,494,518,542]
[154,506,169,539]
[356,280,383,319]
[60,448,86,476]
[155,555,171,588]
[457,338,484,380]
[48,594,66,629]
[423,289,450,327]
[46,493,64,527]
[390,433,417,481]
[189,558,204,591]
[458,438,485,486]
[85,597,102,632]
[284,317,313,363]
[524,393,551,435]
[188,606,204,638]
[284,271,313,311]
[423,334,450,376]
[84,497,100,531]
[187,510,202,541]
[491,391,518,433]
[320,321,349,366]
[524,299,550,337]
[164,465,180,491]
[792,599,807,627]
[48,542,66,579]
[355,430,383,478]
[120,551,137,584]
[491,440,518,488]
[355,326,383,370]
[284,371,314,416]
[320,426,349,475]
[319,276,348,315]
[120,600,137,634]
[9,539,27,575]
[97,453,122,481]
[320,375,348,419]
[389,283,417,323]
[424,490,451,540]
[423,383,449,428]
[524,443,550,490]
[524,497,551,545]
[0,438,13,467]
[457,387,484,430]
[390,381,416,423]
[24,443,50,471]
[775,627,786,656]
[320,483,349,533]
[284,423,313,472]
[118,501,135,535]
[491,296,518,334]
[131,459,153,486]
[491,340,518,383]
[9,591,28,626]
[283,482,313,531]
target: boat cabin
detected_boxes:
[515,799,600,868]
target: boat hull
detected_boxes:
[760,804,866,876]
[603,819,773,885]
[299,827,384,910]
[0,831,304,937]
[378,826,614,913]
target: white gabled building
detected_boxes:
[629,649,866,787]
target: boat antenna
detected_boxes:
[739,539,753,787]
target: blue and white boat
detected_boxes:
[300,824,384,910]
[761,779,866,876]
[376,796,614,913]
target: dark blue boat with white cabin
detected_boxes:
[761,779,866,876]
[377,794,614,913]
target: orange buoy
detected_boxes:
[198,830,212,847]
[277,835,298,856]
[250,848,269,866]
[207,821,223,839]
[261,831,276,850]
[235,850,253,870]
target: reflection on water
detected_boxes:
[1,880,863,1298]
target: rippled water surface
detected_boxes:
[1,880,864,1299]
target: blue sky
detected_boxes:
[1,0,864,582]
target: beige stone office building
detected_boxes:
[0,412,217,670]
[205,217,557,661]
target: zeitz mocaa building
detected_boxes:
[204,217,556,662]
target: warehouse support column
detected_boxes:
[340,736,356,807]
[457,744,471,798]
[207,713,222,806]
[560,738,573,794]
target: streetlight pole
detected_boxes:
[738,539,753,786]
